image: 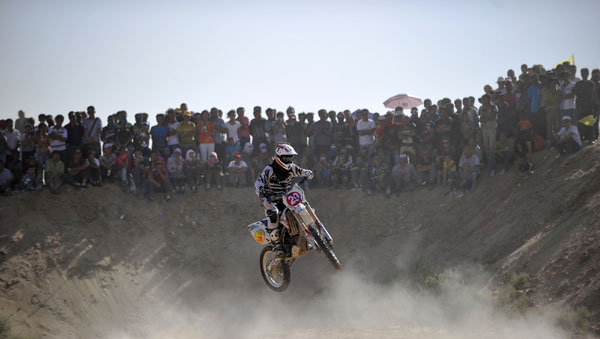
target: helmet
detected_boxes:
[274,144,297,170]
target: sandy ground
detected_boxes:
[0,144,599,338]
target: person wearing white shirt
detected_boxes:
[225,111,241,143]
[48,115,68,164]
[559,71,576,119]
[552,115,581,155]
[356,109,376,154]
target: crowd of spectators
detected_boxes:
[0,62,598,200]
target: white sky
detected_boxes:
[1,0,599,125]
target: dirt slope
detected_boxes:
[0,145,599,338]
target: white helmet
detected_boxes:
[274,144,297,170]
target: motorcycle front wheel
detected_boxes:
[259,245,291,292]
[308,225,342,270]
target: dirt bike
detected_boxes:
[247,181,341,292]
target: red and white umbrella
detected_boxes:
[383,94,423,110]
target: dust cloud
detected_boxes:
[108,262,569,339]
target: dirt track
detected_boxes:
[1,145,599,338]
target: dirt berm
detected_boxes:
[1,145,599,339]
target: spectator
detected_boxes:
[45,151,64,194]
[101,115,117,147]
[285,114,305,156]
[489,131,514,176]
[116,147,131,192]
[85,151,101,186]
[551,116,581,155]
[177,111,197,154]
[542,78,562,137]
[150,113,168,155]
[166,109,180,152]
[370,154,392,198]
[332,112,352,151]
[559,71,576,120]
[376,112,398,165]
[0,160,14,194]
[314,153,332,188]
[331,147,353,189]
[196,111,215,164]
[478,93,498,165]
[356,109,375,155]
[458,145,480,192]
[250,106,268,154]
[65,148,88,188]
[130,149,150,196]
[115,111,134,153]
[147,156,172,201]
[82,105,102,156]
[15,110,27,134]
[65,112,84,160]
[167,148,186,193]
[20,124,36,167]
[2,119,20,168]
[34,123,51,174]
[237,107,251,148]
[224,137,241,163]
[45,114,55,128]
[100,144,117,182]
[205,151,222,191]
[392,153,416,194]
[184,149,202,193]
[439,154,457,188]
[398,114,417,163]
[227,152,248,186]
[225,110,241,144]
[573,68,596,141]
[416,149,436,187]
[416,114,434,160]
[133,114,150,156]
[270,112,287,144]
[210,108,227,171]
[48,115,68,164]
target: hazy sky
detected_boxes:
[1,0,599,124]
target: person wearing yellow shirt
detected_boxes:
[177,111,197,154]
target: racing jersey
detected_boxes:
[255,160,311,199]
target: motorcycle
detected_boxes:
[247,181,341,292]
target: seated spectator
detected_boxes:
[439,155,457,188]
[0,160,14,194]
[131,149,150,196]
[398,115,417,163]
[314,153,332,188]
[489,131,514,176]
[64,148,89,188]
[224,137,241,164]
[369,154,392,198]
[100,144,117,182]
[227,152,248,187]
[147,157,172,201]
[167,148,186,193]
[21,166,39,191]
[184,149,203,193]
[116,147,131,192]
[331,147,353,189]
[551,115,582,155]
[392,153,416,194]
[459,145,480,191]
[86,151,101,186]
[45,151,64,194]
[205,151,222,190]
[416,149,436,187]
[22,155,42,189]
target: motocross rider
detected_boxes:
[255,144,313,255]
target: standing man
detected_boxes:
[48,115,68,165]
[250,106,268,154]
[65,112,84,160]
[150,114,168,156]
[356,109,376,155]
[15,110,27,134]
[572,68,595,142]
[82,105,102,156]
[237,107,251,148]
[210,107,227,171]
[310,109,333,161]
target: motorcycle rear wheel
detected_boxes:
[259,245,291,292]
[308,225,342,270]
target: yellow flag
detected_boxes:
[554,55,574,69]
[579,115,595,126]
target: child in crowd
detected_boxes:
[184,149,202,193]
[147,157,172,201]
[21,166,39,191]
[204,151,222,191]
[167,148,185,193]
[116,147,130,192]
[100,144,117,182]
[86,151,102,186]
